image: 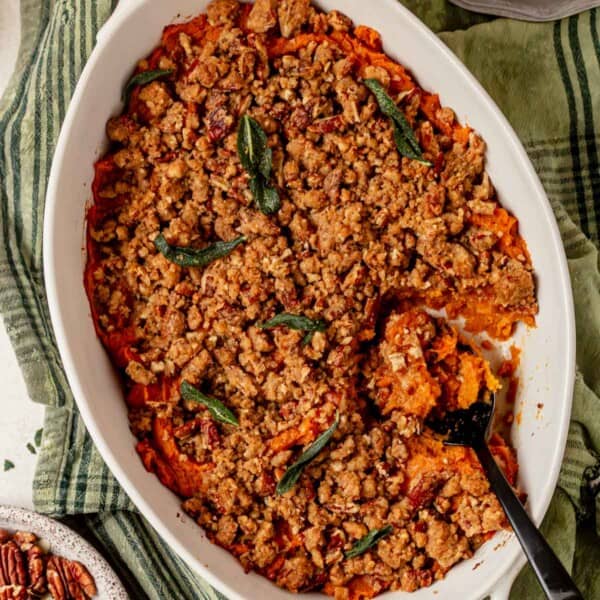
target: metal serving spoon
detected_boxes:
[427,394,583,600]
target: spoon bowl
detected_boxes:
[427,393,495,447]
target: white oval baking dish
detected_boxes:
[43,1,576,598]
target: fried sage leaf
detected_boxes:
[345,525,394,559]
[181,381,239,426]
[123,68,174,104]
[276,413,339,495]
[237,114,281,214]
[363,78,431,166]
[3,460,15,472]
[393,125,429,163]
[154,233,245,268]
[249,176,281,215]
[364,78,407,123]
[237,114,269,173]
[258,312,327,345]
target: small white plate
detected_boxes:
[0,506,128,599]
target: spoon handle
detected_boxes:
[475,442,583,600]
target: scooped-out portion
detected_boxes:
[84,0,536,596]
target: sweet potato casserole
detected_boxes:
[84,0,537,596]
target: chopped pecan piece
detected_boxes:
[277,0,310,38]
[205,106,234,142]
[247,0,277,33]
[206,0,240,26]
[200,418,221,449]
[307,114,345,135]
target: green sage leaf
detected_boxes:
[258,313,326,337]
[258,146,273,181]
[345,525,394,559]
[393,125,431,166]
[302,332,315,346]
[250,177,281,215]
[237,114,268,174]
[181,381,239,426]
[363,78,431,166]
[364,78,408,126]
[26,443,36,455]
[123,68,174,104]
[276,413,339,495]
[154,233,245,268]
[237,115,281,214]
[3,460,15,472]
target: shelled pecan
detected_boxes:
[66,561,97,598]
[46,557,67,600]
[25,546,45,595]
[0,542,26,588]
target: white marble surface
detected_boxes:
[0,0,45,510]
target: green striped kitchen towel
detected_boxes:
[0,1,599,598]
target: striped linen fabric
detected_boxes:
[0,1,599,598]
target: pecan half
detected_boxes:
[66,560,97,598]
[0,542,26,587]
[60,558,86,600]
[26,545,46,595]
[46,556,67,600]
